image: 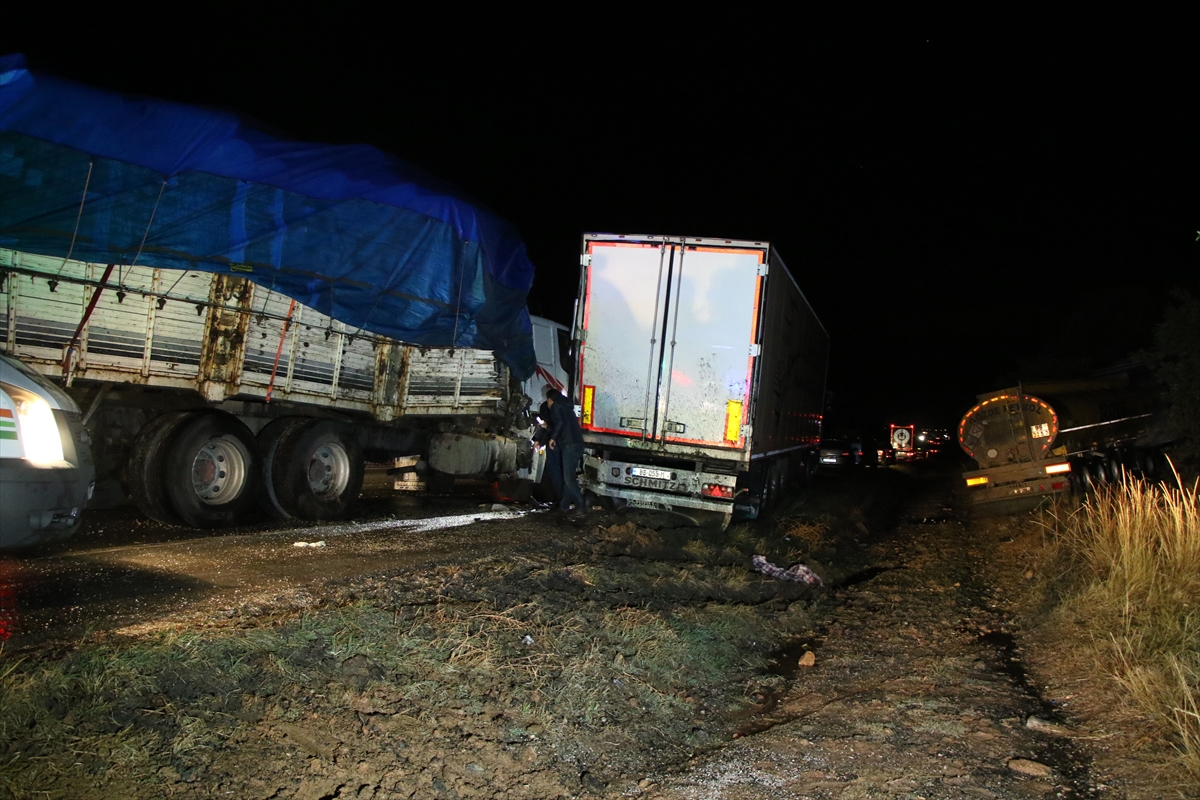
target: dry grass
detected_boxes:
[1043,468,1200,781]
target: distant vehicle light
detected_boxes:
[3,382,65,465]
[1044,463,1072,475]
[966,476,989,487]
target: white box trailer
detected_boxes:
[572,234,828,528]
[0,248,561,530]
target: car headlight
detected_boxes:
[2,382,65,465]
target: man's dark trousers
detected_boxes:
[559,443,585,511]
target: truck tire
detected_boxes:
[273,420,364,520]
[257,417,309,520]
[127,411,192,526]
[163,411,259,528]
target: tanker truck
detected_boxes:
[957,369,1176,511]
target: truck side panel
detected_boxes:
[0,250,507,421]
[749,250,828,459]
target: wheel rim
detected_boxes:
[307,442,351,498]
[191,436,249,505]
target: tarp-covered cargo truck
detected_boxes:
[958,371,1176,512]
[0,249,558,534]
[0,54,555,542]
[571,234,828,529]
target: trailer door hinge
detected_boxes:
[580,254,591,267]
[749,344,761,357]
[757,262,769,277]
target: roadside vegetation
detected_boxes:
[1039,469,1200,783]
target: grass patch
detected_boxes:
[1041,472,1200,781]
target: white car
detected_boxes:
[1,353,95,548]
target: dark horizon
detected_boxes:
[3,21,1196,437]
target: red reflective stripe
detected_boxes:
[535,365,563,393]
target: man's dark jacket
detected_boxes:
[548,396,583,446]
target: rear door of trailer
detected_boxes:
[578,236,765,459]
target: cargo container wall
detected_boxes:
[748,249,828,462]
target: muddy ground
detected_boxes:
[1,463,1194,799]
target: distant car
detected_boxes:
[0,353,95,548]
[818,439,861,468]
[876,443,897,466]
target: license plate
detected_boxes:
[631,466,672,480]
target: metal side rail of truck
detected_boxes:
[0,249,565,532]
[569,233,829,529]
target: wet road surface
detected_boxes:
[0,488,553,650]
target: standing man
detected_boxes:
[534,397,562,504]
[545,388,585,516]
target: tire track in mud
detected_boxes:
[639,478,1104,799]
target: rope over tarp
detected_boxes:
[0,53,536,379]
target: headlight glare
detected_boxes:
[3,383,65,465]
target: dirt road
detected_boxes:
[1,464,1189,799]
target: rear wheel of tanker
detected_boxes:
[1109,457,1124,485]
[163,411,259,528]
[256,417,309,520]
[1073,459,1095,492]
[1089,458,1109,485]
[273,420,364,521]
[127,411,192,526]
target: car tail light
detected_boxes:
[702,484,734,499]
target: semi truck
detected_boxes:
[0,248,563,536]
[958,370,1176,512]
[570,233,829,529]
[0,53,559,544]
[889,424,916,461]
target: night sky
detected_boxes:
[4,18,1197,435]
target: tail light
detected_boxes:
[1044,462,1071,475]
[966,476,988,487]
[702,484,734,499]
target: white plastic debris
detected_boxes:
[521,635,535,645]
[293,540,327,548]
[491,503,510,512]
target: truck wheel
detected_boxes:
[257,417,309,520]
[274,420,364,520]
[127,411,191,526]
[163,411,259,528]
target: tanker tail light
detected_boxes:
[966,476,989,487]
[1044,462,1072,475]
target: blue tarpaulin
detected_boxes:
[0,54,536,378]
